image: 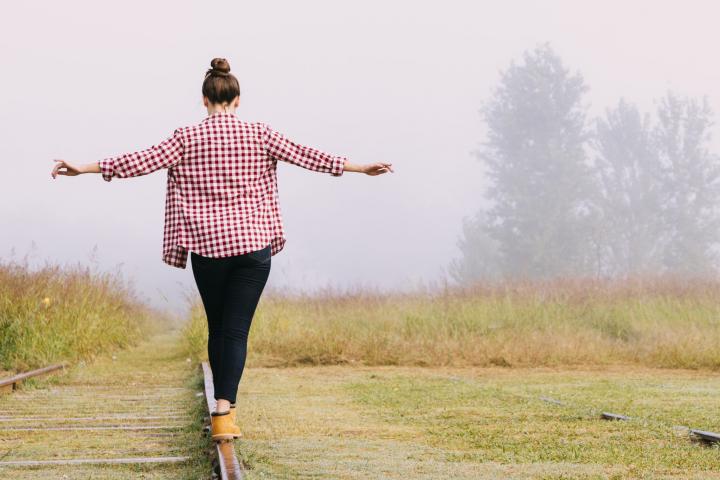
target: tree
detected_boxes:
[477,43,595,278]
[448,210,501,284]
[654,92,720,274]
[591,99,665,275]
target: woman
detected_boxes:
[50,58,393,441]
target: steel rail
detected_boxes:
[0,363,67,392]
[200,361,244,480]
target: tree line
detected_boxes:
[450,43,720,282]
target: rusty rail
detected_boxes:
[200,361,244,479]
[0,363,67,393]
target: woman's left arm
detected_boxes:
[51,129,184,181]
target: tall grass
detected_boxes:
[0,257,169,372]
[182,275,720,369]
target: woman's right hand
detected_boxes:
[52,159,84,178]
[51,160,101,179]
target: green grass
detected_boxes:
[225,365,720,479]
[347,371,720,471]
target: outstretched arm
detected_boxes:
[341,159,394,176]
[51,159,100,177]
[263,124,393,176]
[51,129,184,180]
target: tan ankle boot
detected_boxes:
[210,410,242,441]
[229,403,236,424]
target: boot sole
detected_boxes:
[211,431,242,440]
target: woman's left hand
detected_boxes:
[51,159,85,178]
[361,162,394,176]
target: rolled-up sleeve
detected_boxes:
[100,128,184,182]
[262,124,345,177]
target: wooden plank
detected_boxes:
[0,409,187,416]
[42,397,184,402]
[601,412,631,421]
[1,425,183,432]
[0,415,183,422]
[0,456,190,467]
[690,429,720,443]
[0,364,67,389]
[201,361,244,480]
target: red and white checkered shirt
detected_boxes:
[99,112,346,268]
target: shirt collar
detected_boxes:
[202,112,238,123]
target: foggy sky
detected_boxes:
[2,0,720,316]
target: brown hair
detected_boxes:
[202,58,240,104]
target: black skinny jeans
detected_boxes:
[190,243,272,404]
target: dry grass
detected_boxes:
[182,274,720,369]
[0,257,171,372]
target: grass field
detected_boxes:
[178,276,720,478]
[217,364,720,479]
[183,275,720,370]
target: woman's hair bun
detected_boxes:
[202,57,240,103]
[210,58,231,75]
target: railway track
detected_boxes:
[0,332,197,479]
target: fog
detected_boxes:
[2,0,720,316]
